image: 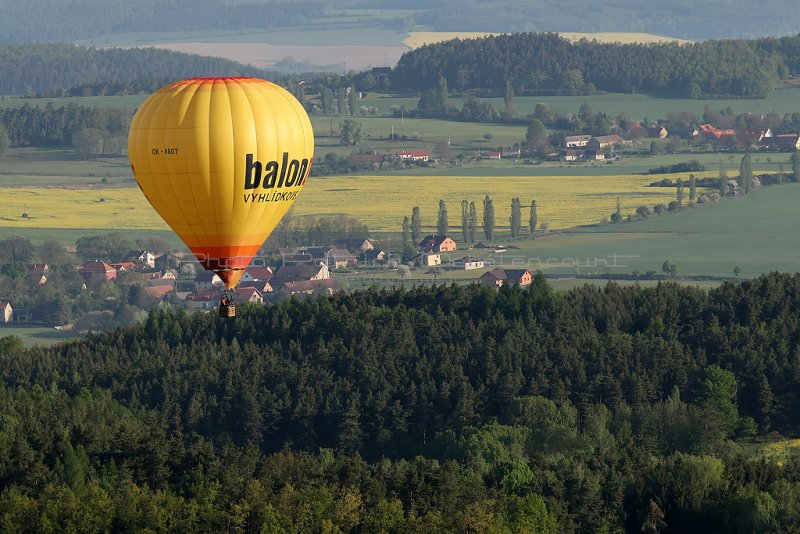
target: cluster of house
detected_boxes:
[550,133,633,162]
[352,150,430,165]
[0,236,547,324]
[353,146,526,166]
[692,125,800,150]
[407,234,537,287]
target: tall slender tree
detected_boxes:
[468,202,477,243]
[320,86,334,114]
[689,174,697,203]
[461,200,469,243]
[503,78,515,119]
[411,206,422,244]
[439,75,449,112]
[719,167,729,196]
[437,200,449,235]
[676,179,684,207]
[483,195,495,241]
[337,89,346,116]
[402,216,413,258]
[739,153,753,194]
[792,151,800,183]
[529,200,538,237]
[509,197,522,238]
[348,87,357,116]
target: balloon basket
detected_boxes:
[219,303,236,318]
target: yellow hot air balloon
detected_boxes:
[128,77,314,315]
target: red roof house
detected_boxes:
[79,261,117,282]
[418,235,457,253]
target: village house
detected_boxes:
[352,153,388,166]
[563,135,592,148]
[766,133,800,150]
[361,248,386,264]
[144,279,176,300]
[234,286,263,304]
[412,252,441,267]
[79,261,118,283]
[395,150,429,162]
[184,292,219,311]
[646,126,669,139]
[26,263,48,285]
[501,146,521,158]
[194,270,223,291]
[127,250,156,269]
[584,149,605,161]
[454,257,485,270]
[270,263,331,291]
[418,234,457,253]
[587,134,626,151]
[0,301,12,323]
[110,262,137,276]
[485,151,502,160]
[239,279,273,294]
[564,149,581,161]
[240,266,273,284]
[479,268,533,287]
[698,124,737,143]
[325,247,359,269]
[358,239,377,253]
[281,278,338,296]
[154,252,194,271]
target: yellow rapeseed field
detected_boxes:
[0,188,168,231]
[0,172,711,232]
[297,173,683,231]
[404,31,690,49]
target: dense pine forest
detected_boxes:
[393,33,800,98]
[3,275,800,531]
[0,44,267,96]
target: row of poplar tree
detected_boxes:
[401,196,538,255]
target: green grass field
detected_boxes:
[0,323,78,347]
[4,86,800,124]
[504,183,800,277]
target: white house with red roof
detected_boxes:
[234,286,263,304]
[395,150,429,161]
[240,266,273,284]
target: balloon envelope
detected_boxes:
[128,76,314,289]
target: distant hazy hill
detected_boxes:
[412,0,800,40]
[0,0,798,43]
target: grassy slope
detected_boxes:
[518,183,800,277]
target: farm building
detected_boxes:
[454,257,485,270]
[563,135,592,148]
